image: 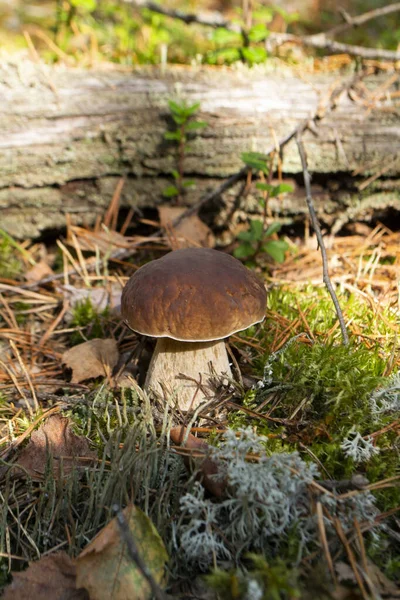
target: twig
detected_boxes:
[333,517,369,600]
[316,502,337,584]
[113,505,168,600]
[266,32,400,62]
[326,3,400,38]
[125,0,236,30]
[295,134,349,345]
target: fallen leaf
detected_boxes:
[16,414,96,480]
[170,427,225,498]
[62,338,119,383]
[158,206,215,250]
[2,552,88,600]
[24,260,54,283]
[76,505,168,600]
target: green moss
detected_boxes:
[263,284,399,349]
[205,555,300,600]
[0,234,23,279]
[69,297,110,345]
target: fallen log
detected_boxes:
[1,59,399,238]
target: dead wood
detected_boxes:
[1,60,400,238]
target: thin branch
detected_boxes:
[266,32,400,62]
[125,0,237,31]
[326,3,400,38]
[295,134,349,346]
[114,505,168,600]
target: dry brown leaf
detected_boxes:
[62,338,119,383]
[24,260,54,283]
[76,505,168,600]
[170,427,225,498]
[15,414,96,479]
[2,552,88,600]
[158,205,215,249]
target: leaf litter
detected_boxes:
[15,414,96,479]
[62,338,119,384]
[0,199,399,598]
[76,505,168,600]
[2,553,88,600]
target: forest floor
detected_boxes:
[0,205,399,599]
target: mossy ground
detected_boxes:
[1,274,399,596]
[0,220,399,597]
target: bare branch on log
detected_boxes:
[326,3,400,38]
[266,33,400,62]
[125,0,238,30]
[296,134,349,346]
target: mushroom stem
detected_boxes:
[145,338,232,411]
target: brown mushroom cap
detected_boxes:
[121,248,267,342]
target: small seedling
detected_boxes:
[163,99,207,203]
[207,5,299,66]
[234,152,292,263]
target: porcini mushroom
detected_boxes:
[121,248,266,411]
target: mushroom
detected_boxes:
[121,248,266,411]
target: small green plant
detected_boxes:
[234,152,292,263]
[205,555,300,600]
[0,229,29,279]
[70,297,110,345]
[207,5,299,66]
[163,100,207,203]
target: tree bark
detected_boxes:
[1,59,399,238]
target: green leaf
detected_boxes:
[262,240,289,263]
[264,222,282,237]
[237,230,255,242]
[171,114,187,126]
[256,182,294,196]
[164,131,182,141]
[171,169,179,180]
[185,120,208,131]
[274,182,294,194]
[234,242,255,259]
[168,99,186,115]
[76,505,168,600]
[241,46,267,65]
[71,0,96,12]
[250,219,263,240]
[183,102,200,117]
[182,180,195,188]
[207,48,241,64]
[248,23,270,43]
[163,185,179,197]
[255,182,272,192]
[252,6,274,21]
[269,182,294,197]
[241,151,269,173]
[211,28,242,45]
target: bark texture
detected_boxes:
[1,59,400,237]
